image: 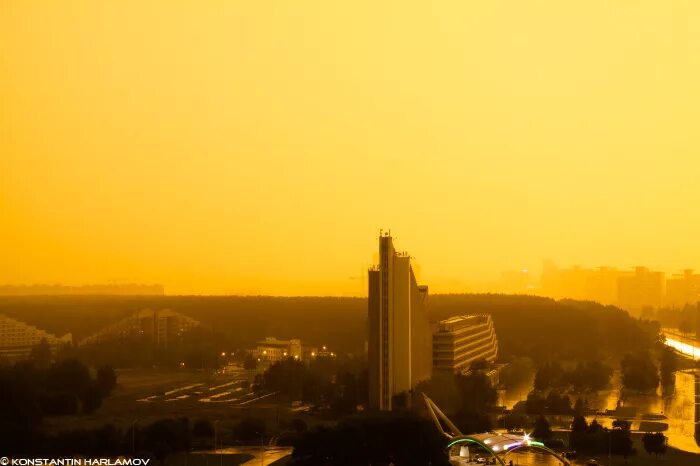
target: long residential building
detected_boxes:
[433,314,498,373]
[0,314,72,361]
[78,308,200,348]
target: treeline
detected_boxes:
[0,358,117,452]
[291,413,449,466]
[569,417,634,457]
[1,416,262,461]
[259,356,368,415]
[429,294,658,360]
[0,295,366,354]
[1,293,659,366]
[654,305,698,334]
[413,367,498,434]
[64,327,233,369]
[534,361,612,392]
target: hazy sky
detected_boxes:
[3,1,700,295]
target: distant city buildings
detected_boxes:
[0,314,72,361]
[79,308,200,348]
[535,261,692,312]
[540,261,620,305]
[617,267,665,311]
[0,284,164,296]
[368,233,432,411]
[499,269,533,294]
[253,337,302,363]
[666,270,700,309]
[432,315,498,373]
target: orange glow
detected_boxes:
[3,2,700,295]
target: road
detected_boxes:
[209,447,291,466]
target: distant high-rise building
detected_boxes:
[499,269,532,294]
[539,261,674,312]
[617,267,665,312]
[541,261,619,305]
[368,233,431,411]
[665,270,700,308]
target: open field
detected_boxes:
[42,368,284,433]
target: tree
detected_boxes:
[243,353,258,370]
[455,371,497,412]
[143,418,190,465]
[571,416,586,433]
[532,416,552,441]
[525,391,546,414]
[82,382,103,414]
[534,362,565,391]
[498,357,535,388]
[545,390,572,414]
[621,352,659,392]
[263,359,305,400]
[96,365,117,396]
[48,359,93,400]
[233,417,266,442]
[291,418,307,433]
[610,420,633,458]
[679,320,693,336]
[499,413,527,431]
[642,432,666,457]
[31,338,52,369]
[413,371,460,414]
[573,397,588,416]
[38,391,79,416]
[291,413,450,466]
[659,346,677,387]
[469,358,490,371]
[192,419,214,438]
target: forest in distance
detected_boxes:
[0,293,665,362]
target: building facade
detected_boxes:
[666,270,700,308]
[78,308,200,348]
[617,267,665,312]
[368,233,432,411]
[253,337,302,363]
[432,314,498,373]
[0,314,72,362]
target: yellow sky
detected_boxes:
[2,1,700,295]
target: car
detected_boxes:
[585,459,599,466]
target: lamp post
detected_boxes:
[131,419,138,455]
[214,420,220,452]
[213,420,223,466]
[256,432,264,466]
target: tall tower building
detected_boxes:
[368,232,431,411]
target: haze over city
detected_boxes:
[3,2,700,465]
[4,1,700,295]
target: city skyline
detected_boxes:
[4,2,700,295]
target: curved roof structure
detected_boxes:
[423,394,571,466]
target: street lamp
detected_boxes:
[214,420,219,453]
[255,432,264,466]
[131,419,138,455]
